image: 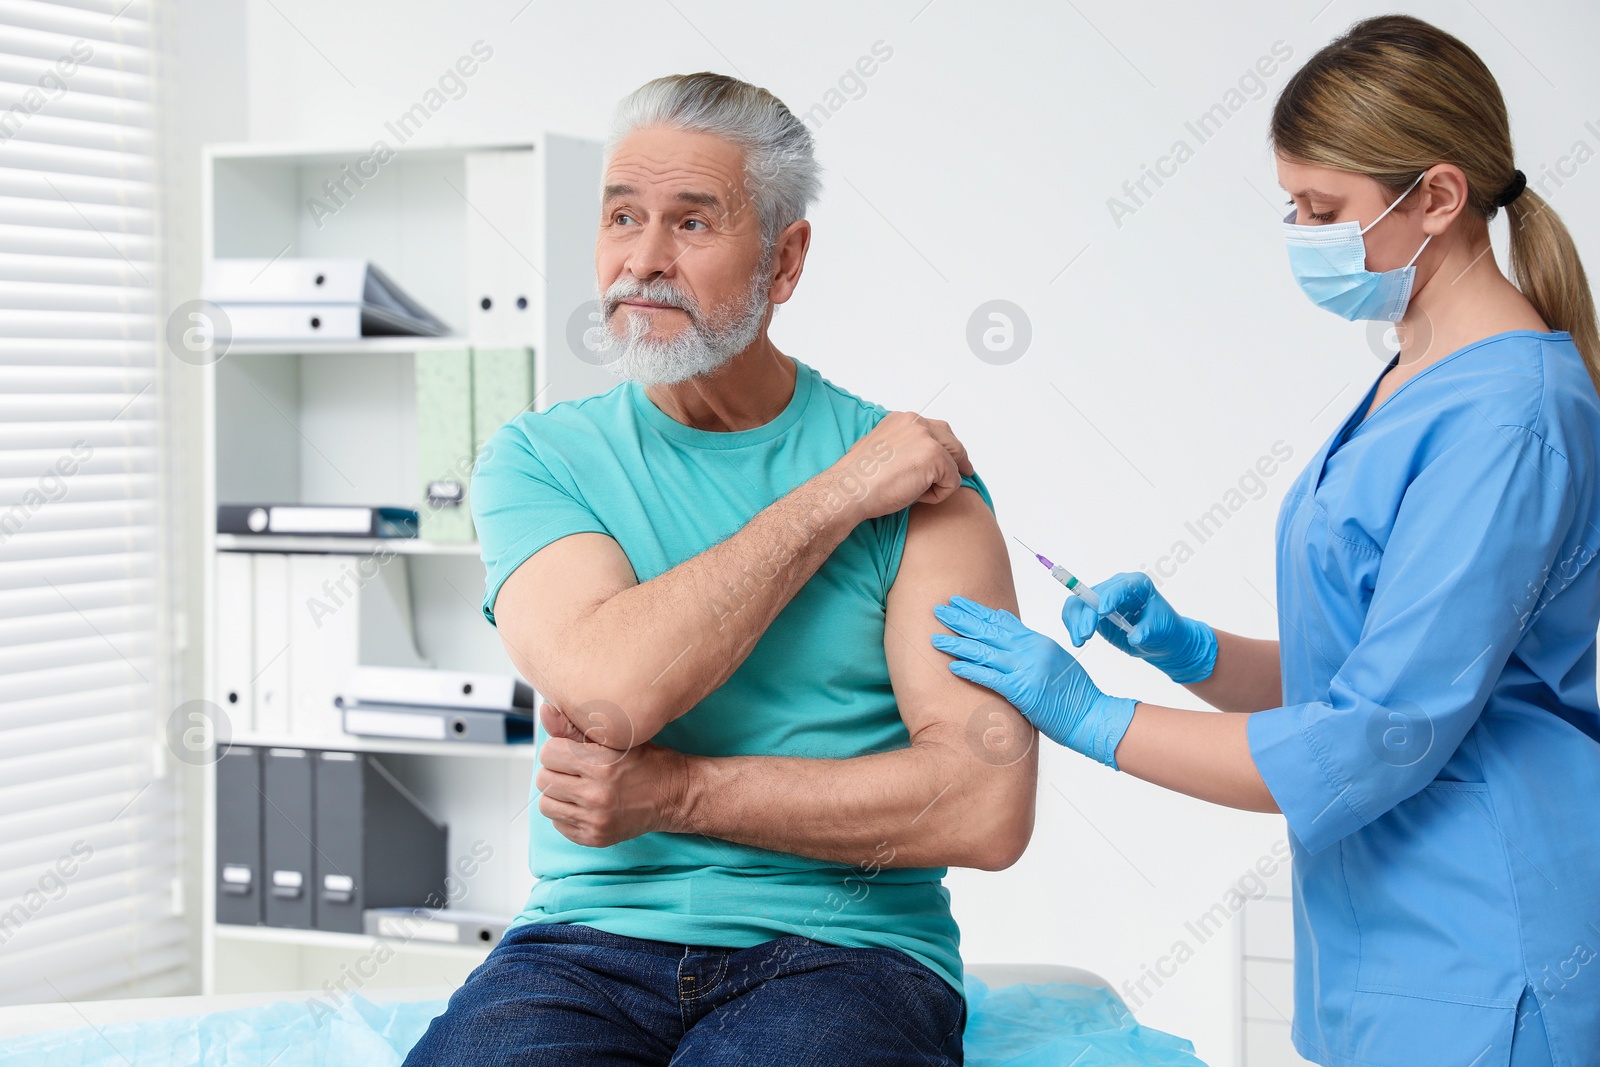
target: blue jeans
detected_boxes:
[402,921,966,1065]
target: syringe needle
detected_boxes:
[1015,535,1137,638]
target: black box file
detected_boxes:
[214,746,262,925]
[313,751,448,934]
[262,747,315,929]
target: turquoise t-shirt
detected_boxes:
[469,356,992,995]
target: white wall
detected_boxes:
[224,1,1600,1060]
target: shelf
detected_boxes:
[213,922,497,958]
[207,139,535,165]
[216,533,481,556]
[199,135,592,996]
[221,336,473,357]
[228,732,536,759]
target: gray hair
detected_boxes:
[607,72,821,250]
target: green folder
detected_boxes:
[415,347,475,542]
[415,346,537,544]
[471,346,538,454]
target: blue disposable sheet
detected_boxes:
[962,976,1206,1066]
[0,978,1205,1065]
[0,994,438,1067]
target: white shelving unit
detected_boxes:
[214,923,497,959]
[224,732,538,761]
[195,136,610,995]
[225,338,473,357]
[215,534,483,557]
[1238,858,1315,1066]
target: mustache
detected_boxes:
[601,277,703,323]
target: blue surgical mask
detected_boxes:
[1282,171,1432,323]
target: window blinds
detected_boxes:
[0,0,189,1004]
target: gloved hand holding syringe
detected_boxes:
[1012,537,1137,637]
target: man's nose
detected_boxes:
[625,221,682,279]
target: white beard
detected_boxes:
[594,272,770,386]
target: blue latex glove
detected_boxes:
[1061,571,1217,684]
[931,595,1138,769]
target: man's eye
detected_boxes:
[683,219,707,231]
[614,212,635,225]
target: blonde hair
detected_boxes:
[1272,14,1600,393]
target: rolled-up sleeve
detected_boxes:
[1249,425,1577,853]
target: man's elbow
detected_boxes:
[951,772,1036,871]
[539,681,679,748]
[910,731,1036,870]
[966,806,1034,871]
[498,625,681,747]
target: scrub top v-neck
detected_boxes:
[1248,329,1600,1066]
[1330,354,1396,458]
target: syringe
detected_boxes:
[1013,537,1136,636]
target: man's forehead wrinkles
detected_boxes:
[605,154,746,197]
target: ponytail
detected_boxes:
[1505,190,1600,393]
[1273,14,1600,398]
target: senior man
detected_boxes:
[404,72,1035,1066]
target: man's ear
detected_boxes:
[766,218,811,305]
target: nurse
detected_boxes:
[933,15,1600,1067]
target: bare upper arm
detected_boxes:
[491,532,638,700]
[885,486,1038,775]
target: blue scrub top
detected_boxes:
[1248,330,1600,1067]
